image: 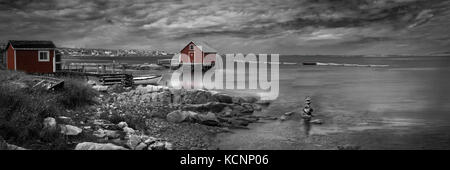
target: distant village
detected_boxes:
[0,42,173,58]
[57,47,172,57]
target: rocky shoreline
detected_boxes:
[1,82,275,150]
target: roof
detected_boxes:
[7,40,56,49]
[191,41,217,53]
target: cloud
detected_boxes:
[0,0,449,54]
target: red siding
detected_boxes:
[180,42,204,64]
[7,44,14,70]
[16,50,54,73]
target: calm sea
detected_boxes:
[65,55,450,149]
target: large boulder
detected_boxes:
[123,127,136,134]
[212,93,233,103]
[230,104,254,115]
[183,90,212,104]
[166,110,189,123]
[75,142,128,150]
[117,122,128,129]
[195,112,220,126]
[182,102,228,113]
[60,125,82,136]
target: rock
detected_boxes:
[221,107,234,117]
[232,96,245,104]
[126,134,142,149]
[166,110,189,123]
[110,138,128,146]
[87,80,96,86]
[212,93,233,103]
[183,90,212,104]
[60,125,82,136]
[58,116,73,124]
[148,141,166,150]
[255,100,271,106]
[279,115,287,121]
[196,112,220,126]
[6,144,27,150]
[241,103,255,114]
[310,119,323,124]
[182,102,228,113]
[104,130,121,139]
[92,85,108,92]
[241,96,259,103]
[135,142,148,150]
[252,104,262,111]
[230,104,254,115]
[92,119,112,126]
[123,127,136,134]
[229,118,249,127]
[75,142,128,150]
[164,142,173,150]
[117,122,128,129]
[43,117,57,130]
[284,112,294,116]
[144,137,158,145]
[93,129,106,138]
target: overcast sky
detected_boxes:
[0,0,449,55]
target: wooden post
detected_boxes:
[97,65,100,74]
[112,64,115,73]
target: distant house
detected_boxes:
[5,40,58,73]
[180,41,217,66]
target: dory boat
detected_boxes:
[133,75,162,85]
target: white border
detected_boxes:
[38,51,50,62]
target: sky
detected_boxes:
[0,0,449,55]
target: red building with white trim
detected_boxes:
[5,40,57,73]
[180,41,217,66]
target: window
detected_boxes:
[39,51,49,62]
[190,44,194,50]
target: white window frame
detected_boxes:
[189,44,194,50]
[38,51,50,62]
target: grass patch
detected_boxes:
[0,70,98,149]
[56,79,98,109]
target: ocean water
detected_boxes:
[216,55,450,150]
[65,55,450,149]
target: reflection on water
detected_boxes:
[303,119,311,136]
[217,55,450,149]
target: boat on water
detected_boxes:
[133,75,162,85]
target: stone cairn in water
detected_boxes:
[302,96,313,119]
[303,96,323,124]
